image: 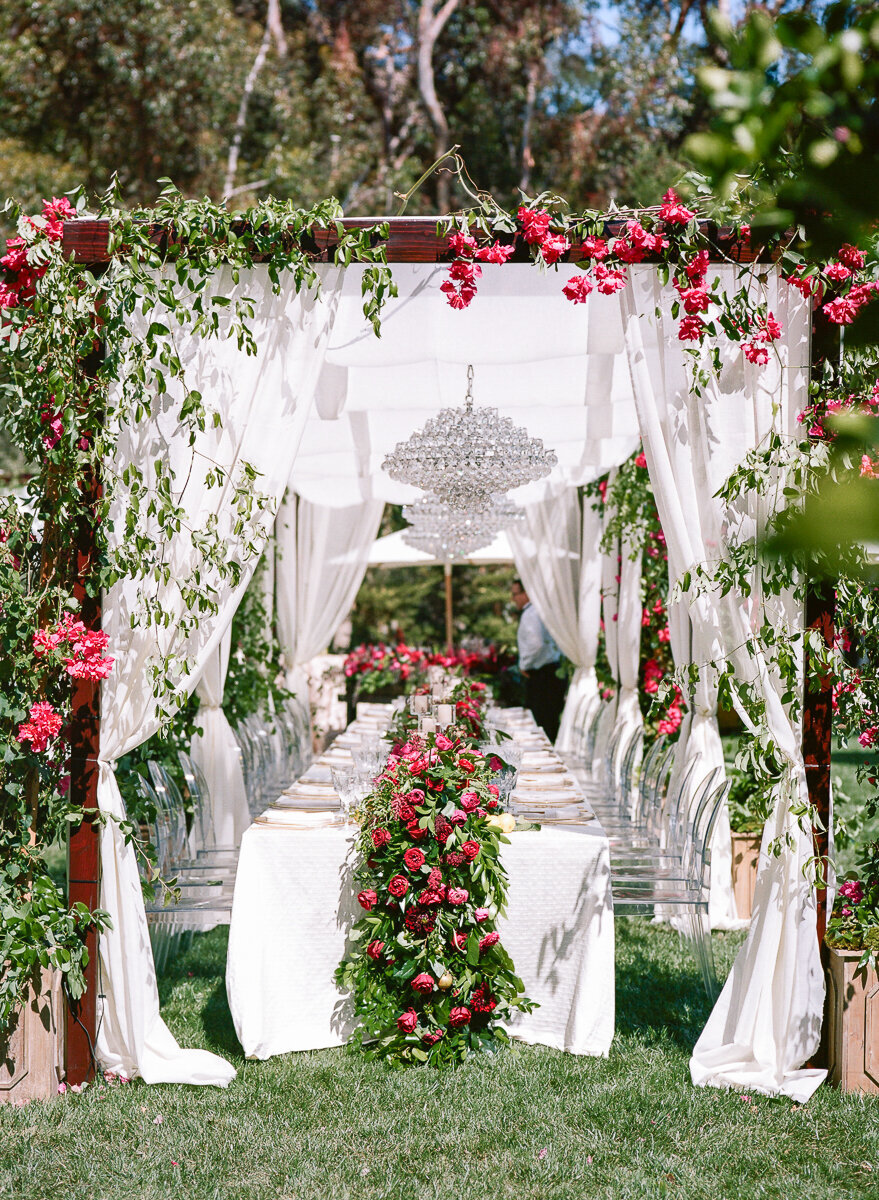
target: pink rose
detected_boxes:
[474,907,490,923]
[487,784,499,798]
[435,734,454,751]
[460,791,480,812]
[357,890,378,911]
[449,809,467,826]
[397,1009,418,1033]
[388,875,409,898]
[449,1006,472,1027]
[411,973,434,994]
[403,847,426,871]
[447,887,469,906]
[479,932,500,953]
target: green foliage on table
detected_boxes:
[337,685,534,1065]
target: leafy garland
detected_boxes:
[0,185,395,1035]
[336,679,535,1065]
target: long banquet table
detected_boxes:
[226,706,615,1060]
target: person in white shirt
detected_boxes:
[510,578,567,742]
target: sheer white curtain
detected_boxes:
[275,490,384,698]
[621,263,824,1099]
[506,487,613,752]
[190,626,250,849]
[97,264,343,1085]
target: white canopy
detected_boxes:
[368,527,515,568]
[290,263,640,507]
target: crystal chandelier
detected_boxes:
[401,494,524,562]
[382,365,557,511]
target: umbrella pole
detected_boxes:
[444,562,453,653]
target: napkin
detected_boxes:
[274,790,340,810]
[258,808,339,828]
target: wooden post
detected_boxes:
[65,346,104,1085]
[444,563,454,654]
[805,307,840,945]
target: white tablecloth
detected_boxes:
[226,820,614,1060]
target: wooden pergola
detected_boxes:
[60,215,836,1084]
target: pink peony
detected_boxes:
[447,887,469,906]
[460,791,480,812]
[479,932,500,953]
[449,809,468,826]
[562,274,593,304]
[474,907,490,923]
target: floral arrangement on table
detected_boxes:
[343,642,510,697]
[825,841,879,972]
[336,688,534,1065]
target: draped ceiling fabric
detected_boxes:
[275,490,384,699]
[620,264,821,1100]
[190,627,250,850]
[290,264,641,507]
[97,264,343,1085]
[506,488,601,753]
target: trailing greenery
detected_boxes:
[222,551,291,728]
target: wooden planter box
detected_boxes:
[730,832,761,921]
[0,969,64,1104]
[824,946,879,1094]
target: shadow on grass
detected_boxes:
[613,916,743,1052]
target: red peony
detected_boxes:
[388,875,409,898]
[418,888,444,906]
[447,887,469,906]
[517,206,551,244]
[403,847,426,871]
[411,973,435,994]
[357,890,378,911]
[366,940,384,961]
[658,188,695,225]
[397,1009,418,1033]
[371,827,391,849]
[449,1006,472,1027]
[391,796,415,822]
[461,840,481,861]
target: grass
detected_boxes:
[1,919,878,1200]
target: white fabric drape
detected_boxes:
[621,263,823,1099]
[190,627,250,849]
[275,491,384,696]
[557,496,604,751]
[97,264,343,1085]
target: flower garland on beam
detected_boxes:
[336,681,534,1065]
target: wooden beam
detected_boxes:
[62,216,761,267]
[65,341,104,1086]
[806,306,839,948]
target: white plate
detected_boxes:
[257,808,340,828]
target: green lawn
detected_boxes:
[2,919,878,1200]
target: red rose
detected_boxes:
[403,847,426,871]
[449,809,467,826]
[485,799,498,810]
[458,758,475,774]
[447,887,469,906]
[357,890,378,911]
[449,1006,472,1027]
[407,821,428,842]
[411,972,434,994]
[451,930,468,952]
[366,940,384,960]
[460,791,479,812]
[434,816,452,845]
[489,756,503,773]
[461,840,480,861]
[393,799,415,822]
[371,827,391,849]
[397,1009,418,1033]
[418,889,443,906]
[479,932,500,953]
[421,1029,445,1046]
[388,875,409,898]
